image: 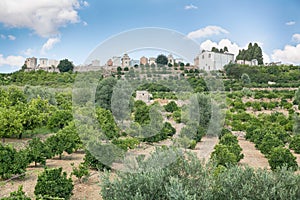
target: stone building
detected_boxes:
[121,54,130,67]
[195,51,234,71]
[107,59,113,66]
[140,56,148,65]
[25,57,37,70]
[113,56,121,66]
[136,91,152,103]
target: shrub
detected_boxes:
[164,101,179,113]
[0,144,28,179]
[83,150,111,171]
[268,147,298,171]
[71,162,90,183]
[34,168,73,200]
[289,135,300,154]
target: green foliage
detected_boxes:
[71,162,90,183]
[219,133,244,162]
[47,109,73,130]
[0,144,28,179]
[101,147,300,200]
[164,101,179,113]
[258,133,284,156]
[133,100,150,125]
[112,137,139,151]
[95,77,117,110]
[211,144,238,166]
[236,42,263,64]
[268,147,298,171]
[83,150,110,171]
[0,107,23,141]
[96,107,119,139]
[57,59,74,73]
[34,167,73,200]
[156,54,168,65]
[26,138,50,166]
[1,186,31,200]
[289,134,300,154]
[241,73,251,84]
[45,122,81,159]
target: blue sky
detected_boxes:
[0,0,300,73]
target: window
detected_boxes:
[208,54,211,58]
[202,55,205,59]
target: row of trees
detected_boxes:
[101,147,300,200]
[236,42,264,64]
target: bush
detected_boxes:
[289,134,300,154]
[34,168,73,200]
[112,137,139,151]
[71,162,90,183]
[268,147,298,171]
[26,138,51,166]
[83,150,111,171]
[164,101,179,113]
[0,144,28,179]
[211,144,237,166]
[258,133,284,156]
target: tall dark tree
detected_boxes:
[57,59,74,73]
[236,43,264,64]
[95,77,117,110]
[156,54,168,65]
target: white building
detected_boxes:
[237,59,258,66]
[149,57,156,66]
[196,51,234,71]
[49,59,59,68]
[112,56,121,66]
[39,58,48,68]
[168,54,174,65]
[136,91,152,103]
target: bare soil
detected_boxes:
[237,136,270,169]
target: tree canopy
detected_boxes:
[156,54,168,66]
[57,59,74,73]
[236,43,263,64]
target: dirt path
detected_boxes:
[238,137,269,169]
[190,136,219,161]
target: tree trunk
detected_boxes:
[18,132,23,139]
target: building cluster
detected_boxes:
[88,53,185,68]
[24,48,265,74]
[24,57,60,72]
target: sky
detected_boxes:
[0,0,300,73]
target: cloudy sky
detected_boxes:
[0,0,299,73]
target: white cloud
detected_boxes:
[41,37,60,54]
[83,21,88,26]
[286,21,296,26]
[292,33,300,43]
[0,54,25,67]
[187,26,229,39]
[184,4,198,10]
[22,48,34,56]
[272,44,300,65]
[7,35,16,40]
[0,34,5,39]
[82,1,89,7]
[200,39,270,63]
[0,0,89,37]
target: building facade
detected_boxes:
[121,54,130,67]
[196,51,234,71]
[140,56,148,65]
[168,54,174,65]
[112,56,121,66]
[25,57,37,70]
